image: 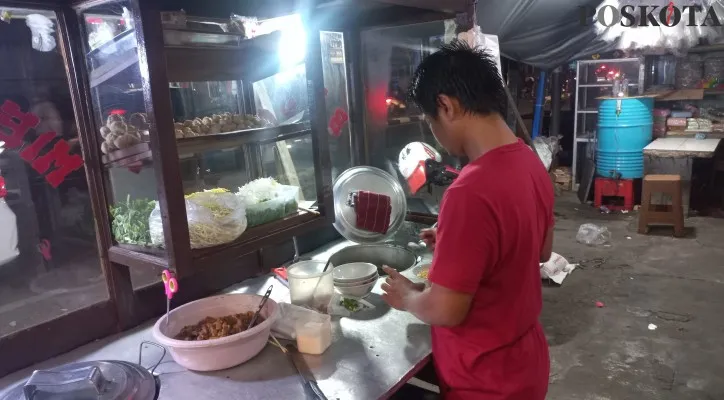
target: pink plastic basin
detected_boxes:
[152,293,280,371]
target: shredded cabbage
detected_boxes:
[237,177,282,205]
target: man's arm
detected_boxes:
[403,283,473,327]
[409,188,497,326]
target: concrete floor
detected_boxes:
[545,193,724,400]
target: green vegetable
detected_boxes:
[339,298,361,312]
[246,197,298,227]
[109,195,156,246]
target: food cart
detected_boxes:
[0,0,476,395]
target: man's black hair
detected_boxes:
[408,40,506,119]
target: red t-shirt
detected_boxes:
[429,139,554,399]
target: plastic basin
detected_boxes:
[152,293,280,371]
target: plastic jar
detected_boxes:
[287,260,334,312]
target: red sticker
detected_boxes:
[0,99,84,188]
[0,100,39,149]
[327,107,349,137]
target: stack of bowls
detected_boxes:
[332,262,378,298]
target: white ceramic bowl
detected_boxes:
[334,273,378,288]
[152,293,279,372]
[333,262,378,283]
[334,279,376,298]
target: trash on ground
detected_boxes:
[540,252,577,284]
[648,323,658,331]
[576,223,611,246]
[596,301,605,308]
[625,236,632,240]
[552,167,571,191]
[600,205,611,214]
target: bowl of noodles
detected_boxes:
[152,293,279,371]
[411,263,431,283]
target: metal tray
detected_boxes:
[332,166,407,244]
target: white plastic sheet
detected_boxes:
[0,200,19,267]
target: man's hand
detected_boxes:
[420,228,437,251]
[380,265,422,310]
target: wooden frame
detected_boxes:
[0,0,472,378]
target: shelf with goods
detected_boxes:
[572,57,645,186]
[80,2,332,276]
[646,89,724,140]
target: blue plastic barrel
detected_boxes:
[597,97,654,179]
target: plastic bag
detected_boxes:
[237,179,299,227]
[26,14,56,52]
[149,190,247,249]
[229,14,259,38]
[456,26,502,78]
[576,223,611,246]
[533,136,561,171]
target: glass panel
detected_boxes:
[80,1,167,255]
[170,81,240,121]
[178,148,252,194]
[260,133,316,204]
[320,31,351,181]
[578,60,641,86]
[0,7,108,337]
[253,64,308,126]
[361,20,452,215]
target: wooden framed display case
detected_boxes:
[0,0,474,377]
[74,0,336,278]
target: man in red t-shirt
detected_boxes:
[381,40,554,400]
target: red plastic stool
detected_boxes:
[594,178,634,211]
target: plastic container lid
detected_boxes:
[287,260,332,278]
[1,360,156,400]
[332,166,407,244]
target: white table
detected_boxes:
[643,137,722,214]
[644,137,721,158]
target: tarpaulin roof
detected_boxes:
[477,0,616,69]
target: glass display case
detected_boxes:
[75,0,332,275]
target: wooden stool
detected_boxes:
[638,174,685,237]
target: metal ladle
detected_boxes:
[247,285,273,330]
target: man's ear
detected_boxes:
[437,94,456,122]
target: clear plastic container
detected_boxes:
[287,260,334,312]
[295,312,332,355]
[245,185,299,227]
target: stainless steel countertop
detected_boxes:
[0,240,434,400]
